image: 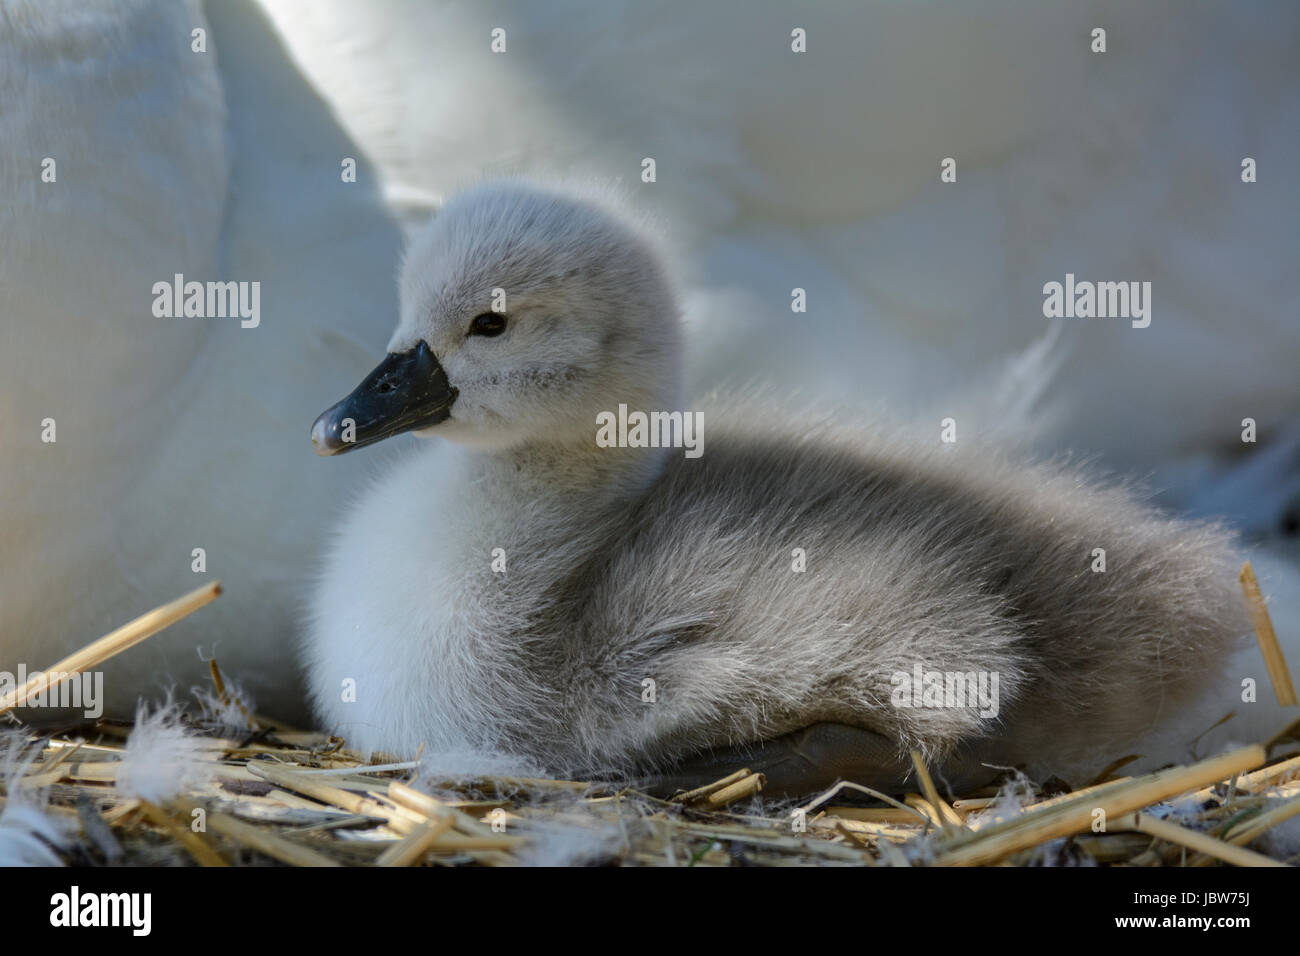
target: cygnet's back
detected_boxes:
[518,415,1243,784]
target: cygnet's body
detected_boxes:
[304,181,1244,794]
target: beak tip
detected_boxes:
[311,414,340,457]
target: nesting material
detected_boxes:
[0,582,221,718]
[4,712,1298,867]
[1,582,1297,866]
[116,699,217,804]
[1240,561,1299,707]
[0,733,70,866]
[0,801,68,866]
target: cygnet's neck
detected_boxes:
[424,430,670,607]
[492,430,673,507]
[479,369,684,510]
[441,365,684,556]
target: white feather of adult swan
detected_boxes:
[0,0,397,723]
[257,0,1300,527]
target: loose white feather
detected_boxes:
[0,731,68,866]
[116,699,216,804]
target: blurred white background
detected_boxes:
[1,0,1296,755]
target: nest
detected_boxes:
[2,569,1298,867]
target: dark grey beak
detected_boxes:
[311,341,458,456]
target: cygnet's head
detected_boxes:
[312,181,681,455]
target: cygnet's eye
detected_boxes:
[468,312,507,337]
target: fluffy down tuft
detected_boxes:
[116,698,216,803]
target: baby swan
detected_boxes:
[304,181,1243,795]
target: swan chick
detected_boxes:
[303,180,1244,794]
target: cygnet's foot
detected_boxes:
[635,723,945,799]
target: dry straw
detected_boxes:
[0,581,222,717]
[1240,561,1299,706]
[1,577,1297,866]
